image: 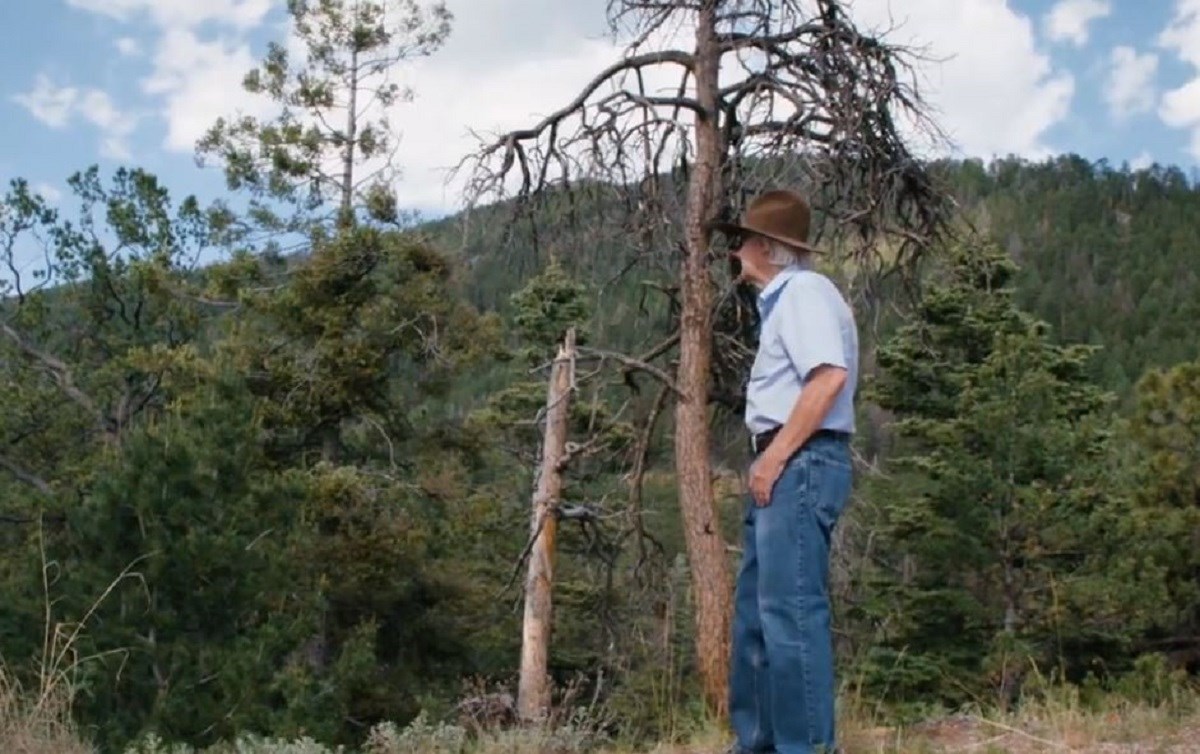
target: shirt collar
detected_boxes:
[757,263,804,307]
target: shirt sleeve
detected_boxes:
[777,278,847,380]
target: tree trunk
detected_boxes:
[340,43,359,228]
[517,328,575,723]
[675,1,732,719]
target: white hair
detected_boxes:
[767,240,811,269]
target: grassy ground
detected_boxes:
[650,693,1200,754]
[5,676,1199,754]
[0,668,91,754]
[841,703,1200,753]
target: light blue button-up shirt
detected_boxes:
[744,265,859,435]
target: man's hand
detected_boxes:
[748,366,847,506]
[749,448,788,506]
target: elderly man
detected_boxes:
[718,189,858,754]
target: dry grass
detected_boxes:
[841,675,1200,753]
[1,679,1199,754]
[0,523,149,754]
[2,637,1198,754]
[628,688,1200,754]
[841,705,1200,753]
[0,668,92,754]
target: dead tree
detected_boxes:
[465,0,951,714]
[518,328,576,722]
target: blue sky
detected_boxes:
[3,0,1199,219]
[1009,0,1198,169]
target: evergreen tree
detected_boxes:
[193,225,502,746]
[61,379,311,748]
[198,0,452,230]
[857,240,1113,703]
[1105,361,1200,667]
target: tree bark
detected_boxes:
[517,328,575,723]
[340,41,359,228]
[675,1,733,718]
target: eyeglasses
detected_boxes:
[726,232,744,278]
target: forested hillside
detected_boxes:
[946,156,1200,392]
[437,155,1200,398]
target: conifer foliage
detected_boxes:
[858,241,1114,702]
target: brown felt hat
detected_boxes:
[713,189,821,254]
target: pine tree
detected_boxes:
[198,0,452,230]
[857,240,1113,703]
[1117,361,1200,663]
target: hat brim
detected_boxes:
[711,220,823,255]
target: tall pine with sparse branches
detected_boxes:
[199,0,451,232]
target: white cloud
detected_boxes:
[847,0,1074,159]
[12,74,78,128]
[386,0,685,210]
[135,0,619,208]
[1160,0,1200,67]
[1106,46,1159,118]
[1044,0,1111,46]
[33,182,63,204]
[388,0,1079,211]
[69,0,277,157]
[393,38,633,210]
[60,0,1078,213]
[66,0,271,30]
[12,74,137,159]
[115,37,142,57]
[1159,0,1200,158]
[78,91,138,159]
[142,28,276,152]
[1130,151,1154,170]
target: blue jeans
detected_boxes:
[729,434,853,754]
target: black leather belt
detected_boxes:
[750,427,851,456]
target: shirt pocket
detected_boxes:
[749,329,786,383]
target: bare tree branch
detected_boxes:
[459,49,695,199]
[716,23,826,52]
[0,453,53,496]
[0,512,66,525]
[556,435,611,472]
[626,383,671,577]
[577,346,684,397]
[500,509,551,596]
[639,332,681,365]
[1,322,113,441]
